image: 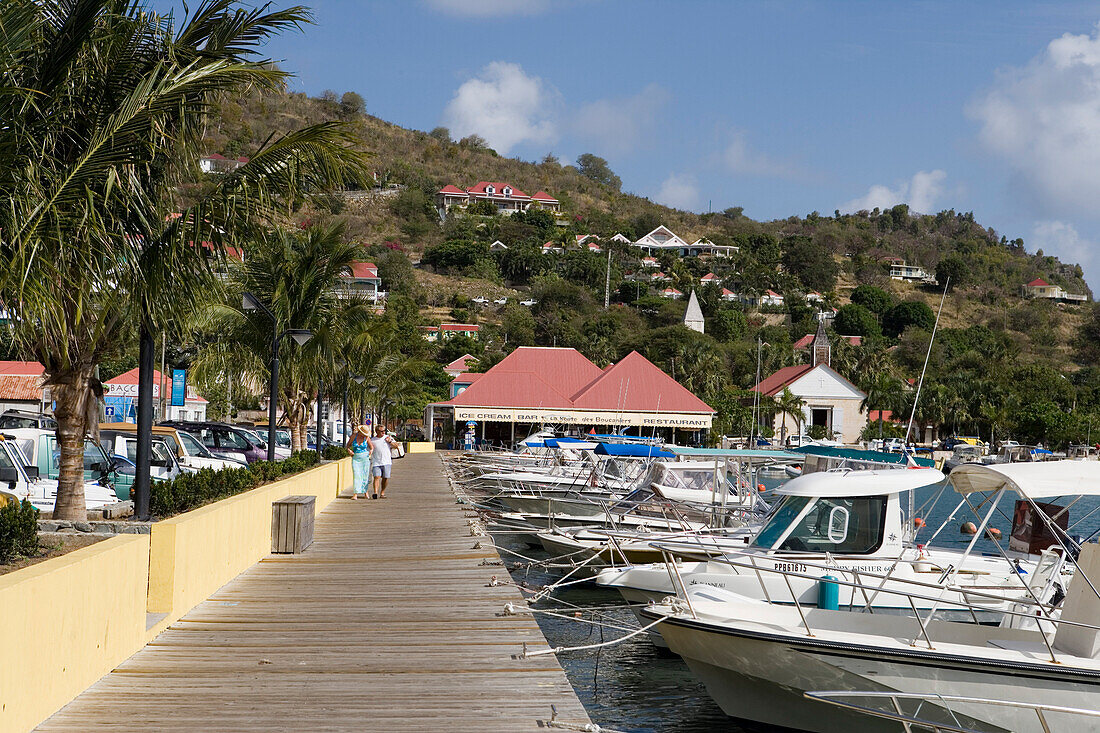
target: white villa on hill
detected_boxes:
[1020,278,1087,303]
[621,225,738,258]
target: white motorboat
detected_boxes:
[640,461,1100,733]
[598,467,1051,624]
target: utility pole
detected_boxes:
[603,245,612,310]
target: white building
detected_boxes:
[752,325,866,444]
[104,368,208,423]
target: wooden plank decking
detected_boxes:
[36,453,590,732]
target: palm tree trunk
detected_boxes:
[50,369,94,520]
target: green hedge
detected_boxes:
[322,445,350,461]
[0,499,39,564]
[151,450,320,518]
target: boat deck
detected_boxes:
[36,452,590,732]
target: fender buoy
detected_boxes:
[757,483,766,492]
[913,517,926,528]
[960,522,977,535]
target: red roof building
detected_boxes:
[435,182,560,214]
[792,333,862,350]
[0,361,45,376]
[103,367,207,423]
[444,354,477,376]
[427,347,713,438]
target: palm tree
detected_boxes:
[775,387,806,444]
[194,222,382,452]
[0,1,368,518]
[860,373,903,440]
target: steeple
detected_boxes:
[683,290,704,333]
[811,317,831,367]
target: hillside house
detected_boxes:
[640,256,659,268]
[444,354,478,377]
[420,323,480,343]
[629,226,736,258]
[339,262,384,304]
[661,287,683,299]
[720,288,738,302]
[761,289,784,307]
[1020,278,1087,303]
[541,241,565,255]
[889,261,932,281]
[434,182,560,217]
[489,240,508,251]
[199,154,248,174]
[610,233,632,244]
[700,273,719,285]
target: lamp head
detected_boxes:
[288,329,313,346]
[242,292,262,311]
[352,375,366,385]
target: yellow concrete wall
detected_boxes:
[405,441,436,453]
[148,459,346,621]
[0,535,150,733]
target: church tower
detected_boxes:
[811,317,831,367]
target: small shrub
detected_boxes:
[150,450,321,518]
[323,445,350,461]
[0,499,39,564]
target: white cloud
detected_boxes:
[969,23,1100,217]
[722,130,806,180]
[1031,220,1092,263]
[572,84,670,154]
[442,62,558,154]
[656,173,700,211]
[423,0,549,18]
[842,169,947,214]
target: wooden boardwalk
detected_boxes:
[37,453,591,732]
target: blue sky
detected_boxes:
[198,1,1100,280]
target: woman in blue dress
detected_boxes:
[346,424,372,499]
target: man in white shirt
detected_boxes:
[369,424,399,499]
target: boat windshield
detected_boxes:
[751,495,889,554]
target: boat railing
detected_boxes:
[803,690,1100,733]
[647,542,1099,663]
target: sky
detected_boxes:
[181,1,1100,282]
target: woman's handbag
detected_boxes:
[390,441,406,459]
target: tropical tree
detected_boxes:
[194,222,382,451]
[0,1,369,518]
[774,387,806,443]
[860,373,903,439]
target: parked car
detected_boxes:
[2,428,122,502]
[395,425,425,442]
[98,428,183,484]
[940,436,987,451]
[0,434,117,511]
[159,421,266,463]
[785,434,815,448]
[236,426,290,460]
[0,409,56,430]
[307,429,337,451]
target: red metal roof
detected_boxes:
[0,361,45,376]
[0,375,44,401]
[1027,278,1050,287]
[347,262,379,279]
[531,191,558,201]
[438,184,465,194]
[445,355,476,373]
[466,182,530,199]
[436,347,713,415]
[451,372,485,385]
[752,364,814,396]
[868,410,899,423]
[570,351,713,414]
[440,323,479,331]
[701,273,717,281]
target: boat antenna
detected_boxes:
[903,278,949,533]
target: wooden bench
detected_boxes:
[271,495,316,553]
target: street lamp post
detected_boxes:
[316,380,324,450]
[242,292,312,462]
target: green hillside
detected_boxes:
[196,86,1100,447]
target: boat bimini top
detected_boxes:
[951,460,1100,498]
[775,467,945,498]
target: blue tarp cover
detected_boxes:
[595,443,675,457]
